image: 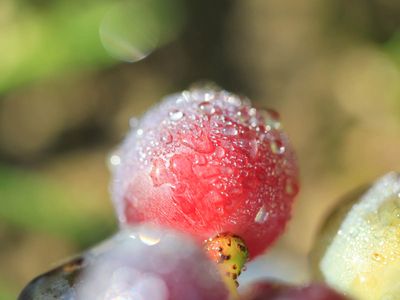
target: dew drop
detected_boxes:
[139,229,161,246]
[215,147,225,158]
[223,127,238,136]
[249,117,258,128]
[227,96,241,107]
[169,109,184,121]
[150,159,170,187]
[199,101,216,114]
[137,128,144,136]
[285,178,296,196]
[160,132,173,144]
[194,154,207,165]
[260,109,281,130]
[204,190,224,203]
[372,252,385,263]
[255,205,269,224]
[110,154,121,165]
[270,140,285,154]
[172,183,187,194]
[249,139,258,158]
[108,152,122,171]
[216,206,225,215]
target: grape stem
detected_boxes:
[204,233,249,299]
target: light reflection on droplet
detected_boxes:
[223,127,238,136]
[110,154,121,166]
[285,178,296,196]
[270,140,285,154]
[107,150,122,171]
[227,96,241,106]
[255,205,269,224]
[139,232,161,246]
[199,101,216,114]
[137,128,144,136]
[161,132,173,144]
[260,110,281,130]
[168,109,184,121]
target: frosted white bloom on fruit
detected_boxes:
[76,225,228,300]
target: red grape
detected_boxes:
[112,86,299,258]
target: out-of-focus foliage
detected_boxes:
[0,165,114,245]
[0,0,112,93]
[0,0,399,298]
[0,0,183,93]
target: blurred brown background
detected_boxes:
[1,0,400,298]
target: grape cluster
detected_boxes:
[24,85,400,300]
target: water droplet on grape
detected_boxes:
[137,128,144,136]
[270,139,285,154]
[223,127,238,136]
[199,101,216,114]
[204,190,224,203]
[249,108,257,116]
[285,178,296,196]
[227,96,241,107]
[194,154,207,165]
[260,109,281,130]
[215,147,225,158]
[255,205,269,224]
[160,132,173,144]
[249,139,258,158]
[169,109,184,121]
[172,183,187,194]
[216,206,225,215]
[108,152,122,171]
[139,230,161,246]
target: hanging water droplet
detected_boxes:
[255,205,269,224]
[169,109,184,121]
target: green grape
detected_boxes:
[310,172,400,300]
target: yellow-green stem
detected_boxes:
[204,233,249,299]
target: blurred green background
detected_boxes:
[1,0,400,298]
